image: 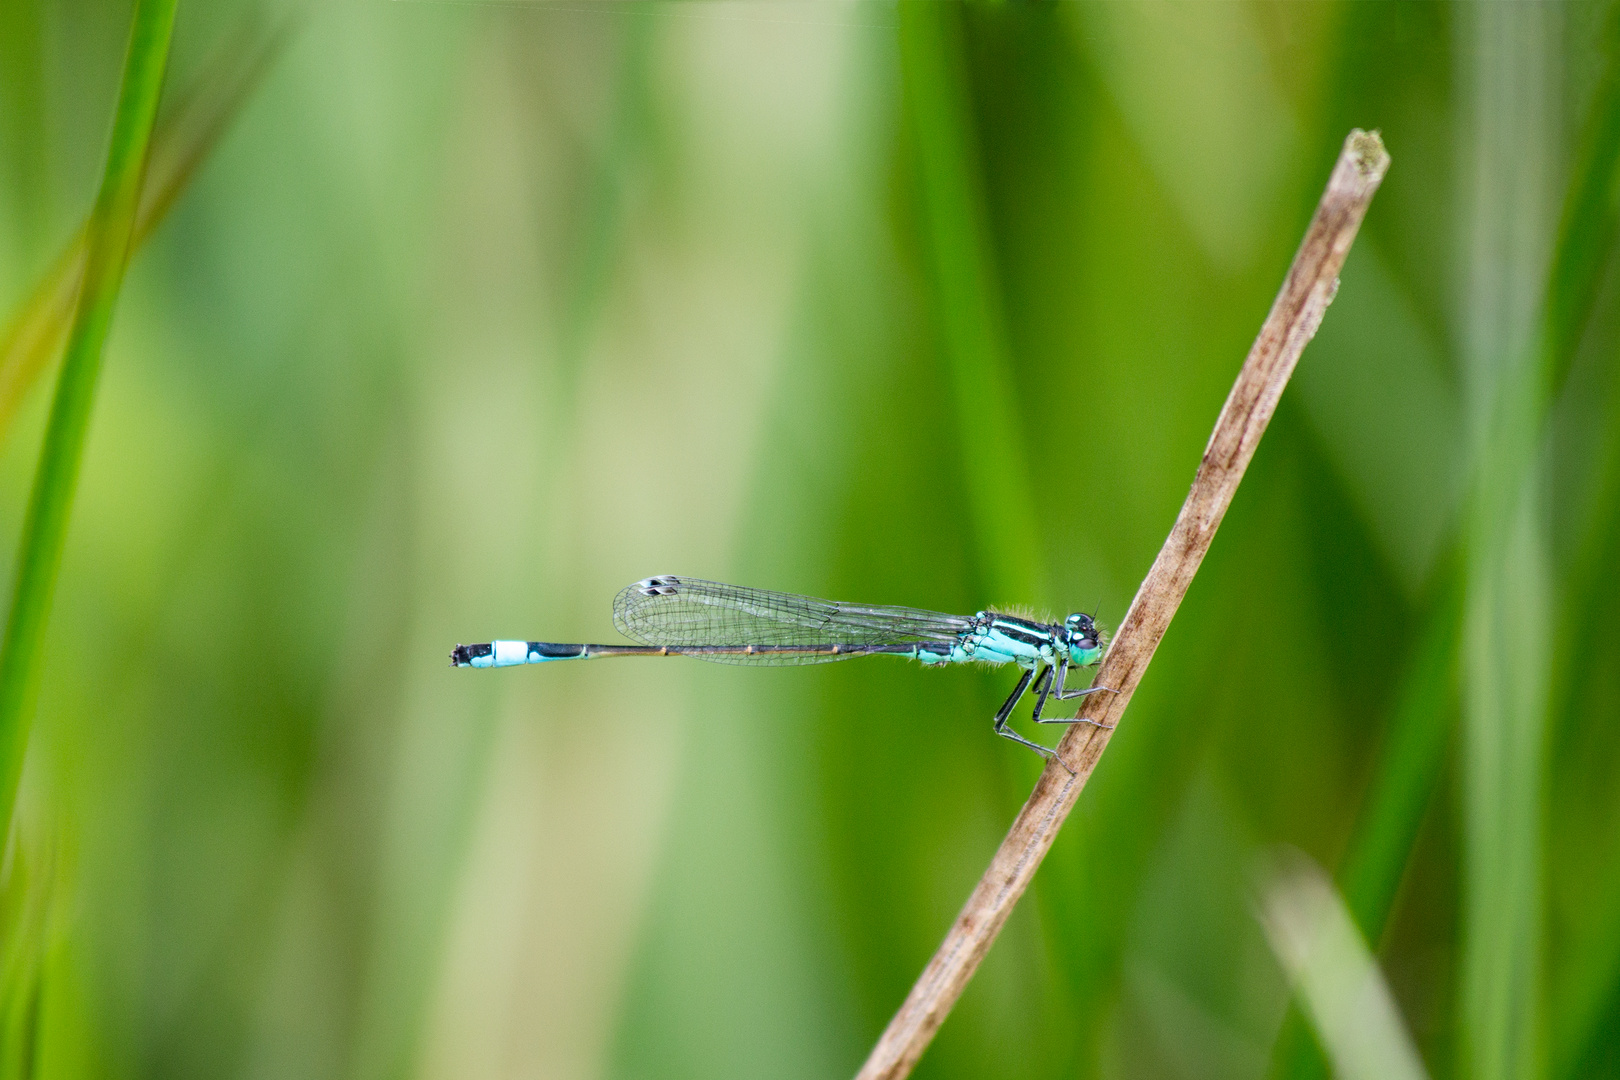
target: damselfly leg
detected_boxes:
[1028,661,1115,729]
[1041,658,1117,727]
[991,666,1080,772]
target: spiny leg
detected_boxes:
[1053,656,1115,700]
[991,666,1033,732]
[1034,659,1115,730]
[991,666,1072,772]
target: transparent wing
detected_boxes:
[611,576,974,665]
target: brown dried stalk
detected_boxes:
[854,129,1391,1080]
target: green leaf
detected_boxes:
[898,0,1045,605]
[0,0,179,840]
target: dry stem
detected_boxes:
[854,129,1390,1080]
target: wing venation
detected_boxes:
[611,576,972,666]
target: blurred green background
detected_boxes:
[1,1,1618,1078]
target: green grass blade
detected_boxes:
[1539,12,1620,395]
[0,827,53,1080]
[1267,559,1460,1080]
[1337,559,1463,938]
[1258,851,1430,1080]
[1548,368,1620,1077]
[1456,8,1557,1079]
[0,9,290,445]
[1539,19,1620,1075]
[1269,9,1564,1076]
[556,6,652,400]
[0,0,179,836]
[898,1,1045,604]
[1275,9,1620,1080]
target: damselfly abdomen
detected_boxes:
[451,575,1111,765]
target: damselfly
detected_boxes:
[450,575,1112,765]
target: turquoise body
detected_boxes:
[913,614,1102,669]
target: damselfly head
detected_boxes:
[1063,612,1100,658]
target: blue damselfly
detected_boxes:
[451,576,1111,764]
